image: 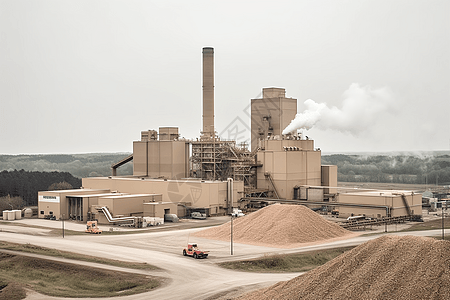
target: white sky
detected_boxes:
[1,0,449,154]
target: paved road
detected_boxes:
[0,221,446,300]
[0,230,301,300]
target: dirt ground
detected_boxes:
[237,235,450,300]
[0,207,448,300]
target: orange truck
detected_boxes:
[183,243,209,259]
[85,221,102,234]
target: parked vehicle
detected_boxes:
[232,209,245,217]
[191,212,206,219]
[183,243,209,259]
[85,221,102,234]
[346,215,366,222]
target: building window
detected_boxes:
[40,211,44,215]
[49,211,53,215]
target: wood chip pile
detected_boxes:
[238,235,450,300]
[193,204,354,248]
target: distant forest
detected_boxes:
[0,170,81,206]
[0,153,132,208]
[0,153,133,178]
[321,153,450,185]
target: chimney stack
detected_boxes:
[202,47,214,139]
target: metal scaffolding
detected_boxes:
[191,137,256,188]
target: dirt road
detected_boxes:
[0,220,446,300]
[0,230,301,300]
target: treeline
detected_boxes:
[321,153,450,185]
[0,153,133,178]
[0,170,81,206]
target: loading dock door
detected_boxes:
[67,196,83,221]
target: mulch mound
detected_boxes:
[193,204,354,248]
[238,235,450,300]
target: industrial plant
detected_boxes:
[37,47,422,226]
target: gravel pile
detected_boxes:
[238,235,450,300]
[193,204,354,248]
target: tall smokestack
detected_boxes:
[202,47,214,138]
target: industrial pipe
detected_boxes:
[227,178,234,214]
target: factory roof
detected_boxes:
[99,194,161,199]
[90,176,225,184]
[66,193,126,198]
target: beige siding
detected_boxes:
[133,141,148,176]
[256,140,321,199]
[338,192,422,218]
[82,177,243,213]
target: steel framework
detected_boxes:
[191,137,256,188]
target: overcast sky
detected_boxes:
[1,0,449,154]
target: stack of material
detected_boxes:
[193,204,354,248]
[238,235,450,300]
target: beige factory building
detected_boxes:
[38,177,242,222]
[133,127,190,179]
[37,47,421,224]
[256,138,323,200]
[337,190,422,219]
[251,87,297,151]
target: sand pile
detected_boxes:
[193,204,355,248]
[239,235,450,300]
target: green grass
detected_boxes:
[219,246,355,273]
[431,234,450,241]
[0,253,161,299]
[0,242,159,271]
[0,279,27,300]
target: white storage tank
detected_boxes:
[7,211,15,221]
[2,210,9,220]
[24,208,33,218]
[13,210,21,220]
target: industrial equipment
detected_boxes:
[191,212,206,219]
[85,221,102,234]
[183,243,209,259]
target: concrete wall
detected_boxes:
[321,165,338,194]
[133,141,148,176]
[133,140,189,179]
[256,139,321,199]
[143,202,177,218]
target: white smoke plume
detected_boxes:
[282,83,396,135]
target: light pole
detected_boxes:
[230,214,234,255]
[442,202,446,240]
[212,126,216,181]
[62,214,65,238]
